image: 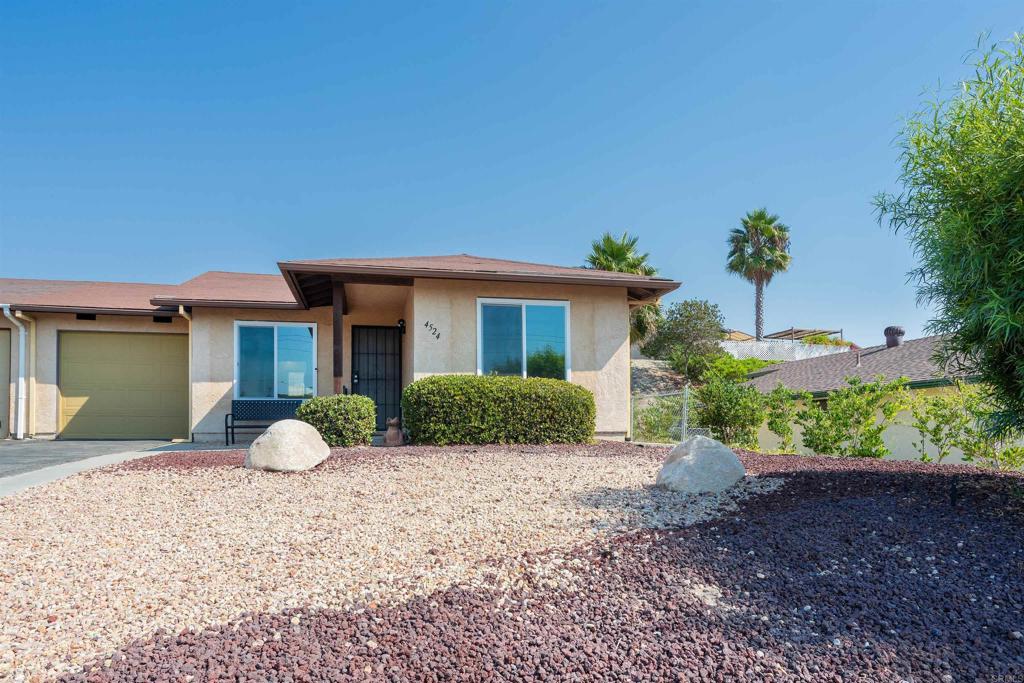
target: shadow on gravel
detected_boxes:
[62,457,1024,682]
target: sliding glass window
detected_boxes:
[477,299,570,380]
[235,322,317,399]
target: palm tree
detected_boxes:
[726,209,792,340]
[586,231,661,344]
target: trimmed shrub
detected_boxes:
[295,394,376,447]
[401,375,596,445]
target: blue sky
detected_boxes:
[1,2,1020,346]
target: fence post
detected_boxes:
[681,383,690,440]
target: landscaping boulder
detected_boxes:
[244,419,330,472]
[655,435,745,494]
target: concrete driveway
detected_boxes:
[0,439,167,478]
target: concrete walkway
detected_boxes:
[0,440,241,498]
[0,439,166,478]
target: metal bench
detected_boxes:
[224,399,304,445]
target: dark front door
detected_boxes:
[351,325,402,431]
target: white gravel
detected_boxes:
[0,448,781,680]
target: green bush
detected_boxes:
[633,394,685,444]
[763,383,803,452]
[704,355,779,381]
[692,377,765,448]
[295,394,376,447]
[911,383,1024,470]
[802,334,853,347]
[795,376,909,458]
[401,374,596,445]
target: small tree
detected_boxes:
[909,388,972,464]
[795,376,910,458]
[642,299,725,380]
[912,383,1024,470]
[692,377,765,449]
[763,384,804,453]
[876,35,1024,436]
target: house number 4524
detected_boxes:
[423,321,441,340]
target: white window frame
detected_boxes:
[233,320,318,400]
[476,298,571,381]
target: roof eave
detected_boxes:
[149,297,304,310]
[10,304,176,316]
[278,261,680,296]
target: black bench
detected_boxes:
[225,399,304,445]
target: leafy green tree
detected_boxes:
[692,377,766,448]
[726,209,792,340]
[642,299,725,380]
[876,35,1024,437]
[909,388,973,464]
[911,382,1024,470]
[763,384,804,452]
[585,231,661,344]
[795,376,910,458]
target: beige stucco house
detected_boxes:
[0,255,679,443]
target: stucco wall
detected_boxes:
[189,287,410,441]
[410,279,631,437]
[0,313,189,439]
[189,307,332,441]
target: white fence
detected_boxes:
[720,339,850,362]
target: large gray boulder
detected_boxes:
[244,419,330,472]
[655,435,745,494]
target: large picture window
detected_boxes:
[477,298,570,380]
[235,322,317,399]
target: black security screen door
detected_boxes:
[351,326,402,431]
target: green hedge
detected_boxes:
[401,375,596,445]
[295,394,376,447]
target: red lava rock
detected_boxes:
[67,449,1024,681]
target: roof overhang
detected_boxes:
[148,297,302,310]
[278,261,681,309]
[8,304,179,317]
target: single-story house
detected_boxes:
[746,329,972,459]
[0,254,679,443]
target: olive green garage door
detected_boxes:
[58,331,188,439]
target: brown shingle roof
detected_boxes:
[282,253,663,281]
[0,278,176,314]
[746,335,954,394]
[151,271,299,309]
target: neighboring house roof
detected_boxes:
[151,271,299,309]
[0,278,177,315]
[746,335,958,395]
[631,359,685,395]
[763,327,843,340]
[279,253,681,308]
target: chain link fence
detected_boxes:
[631,385,711,444]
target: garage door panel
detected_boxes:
[59,332,188,439]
